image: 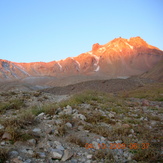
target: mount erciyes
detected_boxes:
[0,36,163,80]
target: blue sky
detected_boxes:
[0,0,163,63]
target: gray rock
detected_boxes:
[9,151,19,158]
[123,151,129,158]
[32,128,41,134]
[38,141,46,149]
[72,109,78,114]
[73,113,86,121]
[61,149,73,161]
[22,149,34,155]
[27,139,36,146]
[70,159,78,163]
[46,128,54,134]
[50,149,63,159]
[1,141,6,146]
[55,119,62,125]
[81,104,91,109]
[87,154,92,159]
[100,136,106,141]
[23,159,32,163]
[85,161,91,163]
[56,145,65,151]
[10,157,23,163]
[37,152,46,158]
[64,105,73,114]
[0,124,4,130]
[130,129,134,134]
[78,125,84,131]
[54,141,62,146]
[151,120,157,126]
[2,132,12,140]
[92,141,100,149]
[140,117,144,121]
[155,105,160,109]
[108,111,116,118]
[37,112,45,117]
[115,140,122,144]
[65,122,72,128]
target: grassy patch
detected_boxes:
[84,125,110,137]
[58,90,109,107]
[111,106,130,115]
[56,123,67,136]
[120,83,163,101]
[92,149,114,162]
[0,148,9,163]
[84,124,131,142]
[81,111,115,125]
[132,147,161,162]
[66,135,86,147]
[30,103,58,116]
[0,99,24,114]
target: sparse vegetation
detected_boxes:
[92,149,114,162]
[0,148,9,163]
[121,83,163,101]
[0,99,24,114]
[81,111,115,125]
[58,90,109,107]
[66,135,86,147]
[132,147,161,162]
[84,125,111,137]
[57,123,67,136]
[0,82,162,162]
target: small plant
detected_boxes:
[33,91,42,97]
[0,148,9,163]
[0,99,24,114]
[19,133,34,141]
[30,103,58,116]
[57,124,67,136]
[30,105,45,116]
[92,149,114,161]
[82,111,115,125]
[66,135,86,147]
[84,125,110,137]
[132,147,161,162]
[59,114,73,121]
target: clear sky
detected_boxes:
[0,0,163,63]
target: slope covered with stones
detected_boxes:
[0,84,162,162]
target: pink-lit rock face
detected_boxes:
[0,36,163,79]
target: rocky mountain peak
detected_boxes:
[0,37,163,79]
[92,43,101,52]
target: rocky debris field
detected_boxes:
[0,83,163,163]
[43,77,153,95]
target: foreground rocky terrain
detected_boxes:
[0,82,162,163]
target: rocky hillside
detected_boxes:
[0,84,162,162]
[0,36,163,80]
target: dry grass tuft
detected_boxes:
[92,149,114,162]
[66,135,86,147]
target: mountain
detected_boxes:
[0,36,163,80]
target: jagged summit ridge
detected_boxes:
[0,36,163,79]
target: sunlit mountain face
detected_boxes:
[0,36,163,80]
